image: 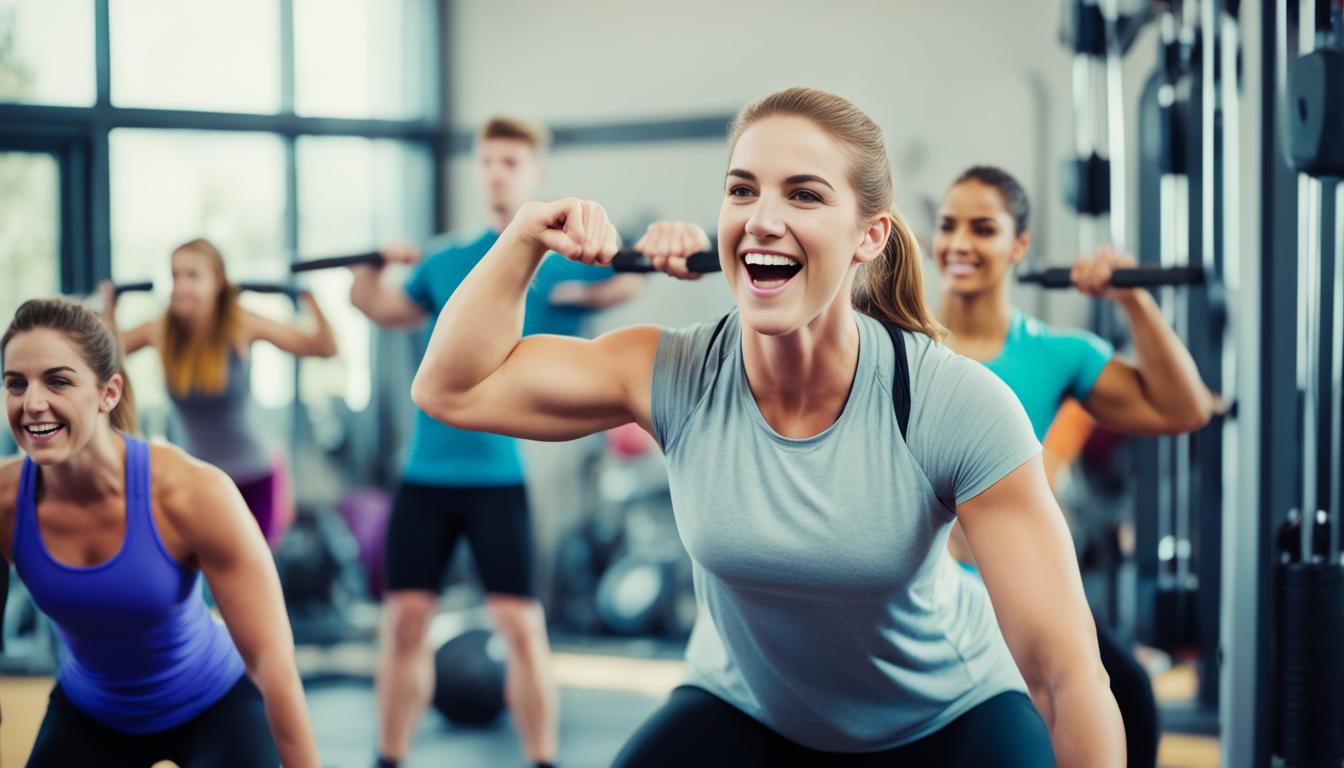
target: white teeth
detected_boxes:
[27,424,61,435]
[743,252,801,267]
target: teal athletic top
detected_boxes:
[980,309,1114,439]
[401,229,614,486]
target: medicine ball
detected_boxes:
[432,628,507,726]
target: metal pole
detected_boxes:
[1331,185,1343,563]
[1102,0,1128,251]
[1298,0,1321,561]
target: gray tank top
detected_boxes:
[651,311,1042,751]
[168,350,271,482]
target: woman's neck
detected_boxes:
[741,298,862,424]
[938,285,1014,344]
[41,426,125,504]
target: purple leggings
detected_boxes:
[234,470,290,545]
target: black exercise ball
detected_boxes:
[596,555,667,636]
[432,628,507,726]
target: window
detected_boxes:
[296,136,433,412]
[0,0,95,106]
[0,150,59,329]
[293,0,436,120]
[108,0,281,113]
[0,0,442,450]
[109,128,292,412]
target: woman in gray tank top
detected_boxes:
[102,238,337,544]
[410,88,1124,767]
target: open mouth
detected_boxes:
[24,423,66,441]
[742,252,803,290]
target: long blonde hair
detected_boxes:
[728,87,944,340]
[159,238,242,395]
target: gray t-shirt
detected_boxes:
[652,310,1042,752]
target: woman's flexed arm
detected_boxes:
[411,198,659,441]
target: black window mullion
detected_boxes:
[87,0,111,294]
[433,0,449,234]
[88,129,110,294]
[94,0,110,107]
[58,142,87,293]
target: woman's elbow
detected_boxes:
[410,374,465,427]
[1022,646,1111,706]
[1176,392,1215,433]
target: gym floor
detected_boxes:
[1,658,1219,767]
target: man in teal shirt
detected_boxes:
[349,116,642,768]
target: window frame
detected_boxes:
[0,0,448,296]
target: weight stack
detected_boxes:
[1275,562,1344,766]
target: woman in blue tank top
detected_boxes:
[102,238,337,545]
[0,298,318,766]
[933,166,1216,768]
[410,88,1126,766]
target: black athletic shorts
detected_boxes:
[384,482,533,597]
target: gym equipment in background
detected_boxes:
[432,628,507,726]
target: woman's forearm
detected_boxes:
[1118,290,1214,426]
[1031,671,1126,767]
[414,228,547,400]
[301,296,338,357]
[252,658,320,767]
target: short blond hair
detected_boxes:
[476,115,551,154]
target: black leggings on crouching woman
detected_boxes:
[26,676,277,768]
[613,686,1056,767]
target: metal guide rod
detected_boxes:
[1102,0,1128,251]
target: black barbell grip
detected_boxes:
[610,251,722,274]
[1018,265,1206,288]
[112,281,155,295]
[111,281,302,298]
[290,251,385,273]
[236,282,301,300]
[290,249,723,275]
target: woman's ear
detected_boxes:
[99,373,124,415]
[855,214,891,265]
[1010,230,1032,266]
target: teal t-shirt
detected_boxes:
[401,229,614,486]
[981,309,1115,440]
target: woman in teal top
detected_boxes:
[934,165,1216,768]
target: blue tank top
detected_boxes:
[167,350,271,482]
[12,435,246,734]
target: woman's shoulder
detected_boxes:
[656,311,737,362]
[0,454,23,512]
[1013,309,1106,346]
[898,326,1021,416]
[148,442,236,521]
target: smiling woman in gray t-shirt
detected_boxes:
[410,87,1124,768]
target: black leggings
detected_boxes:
[1096,622,1159,768]
[613,687,1055,767]
[26,676,278,767]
